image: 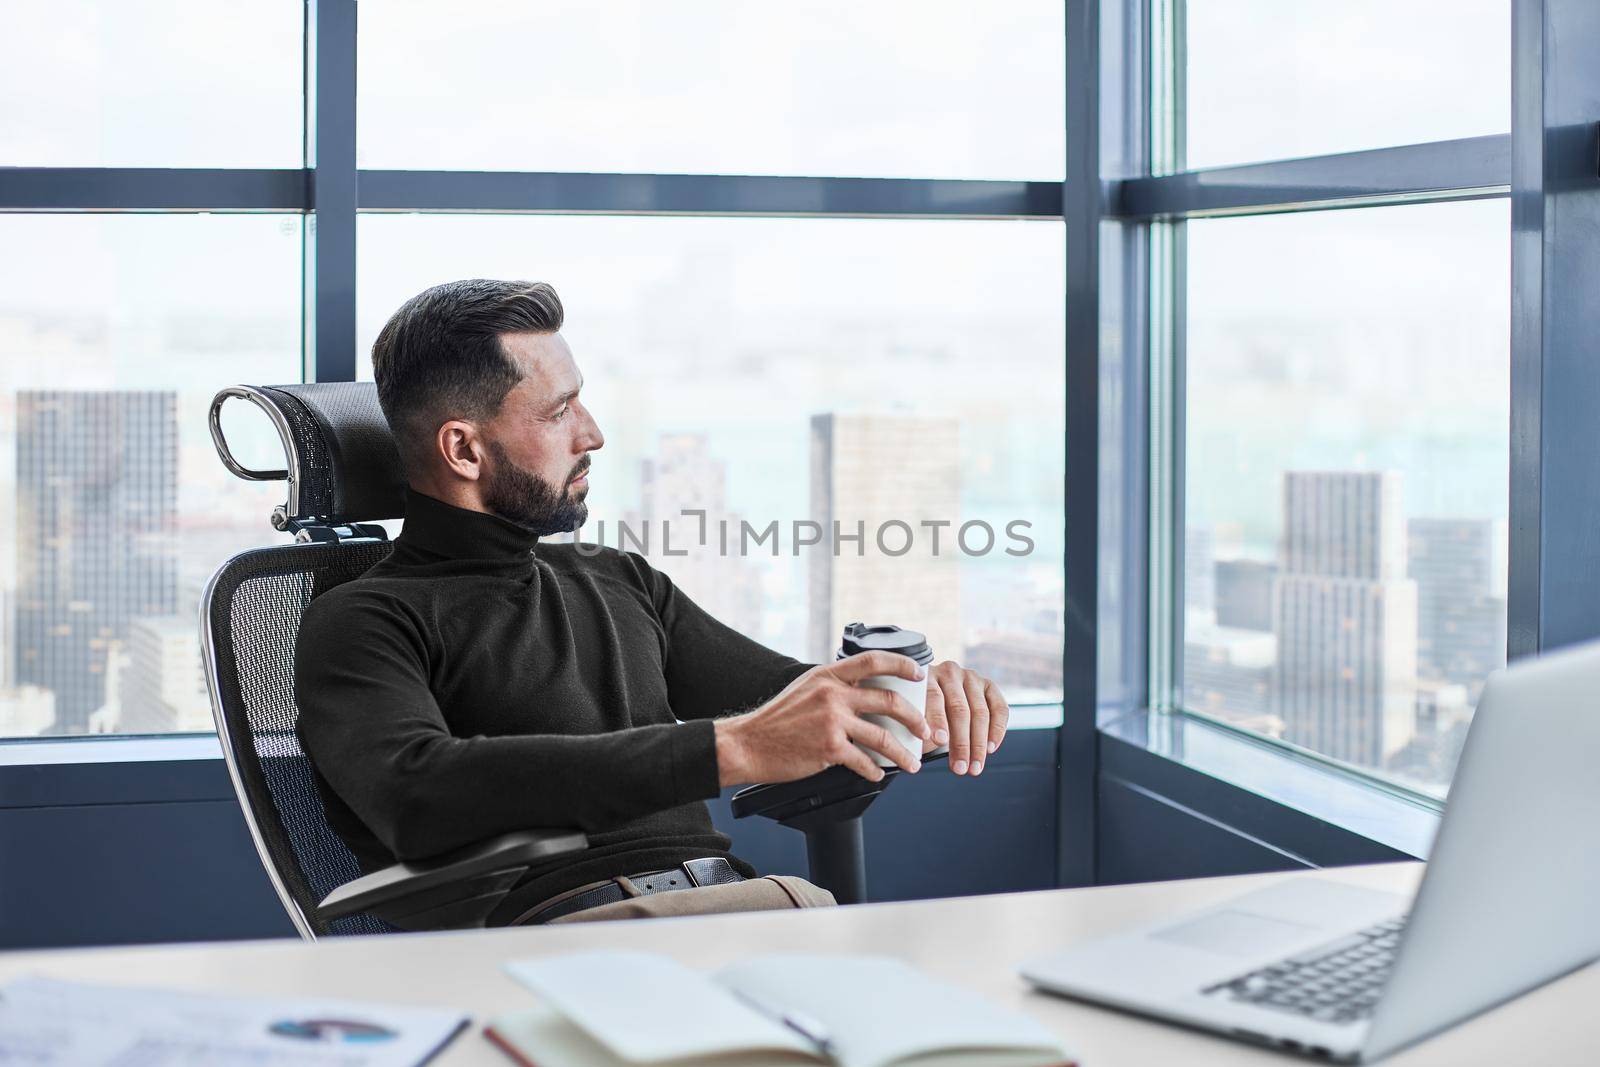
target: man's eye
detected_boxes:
[553,405,570,421]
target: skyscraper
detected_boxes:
[0,685,54,738]
[808,413,962,664]
[0,588,11,691]
[1215,559,1276,632]
[1413,678,1471,740]
[1407,518,1507,702]
[1273,471,1418,768]
[120,615,213,734]
[1184,618,1281,737]
[1185,526,1216,614]
[13,391,179,733]
[624,433,763,640]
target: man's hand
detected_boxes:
[714,651,931,787]
[923,661,1011,776]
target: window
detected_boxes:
[1127,0,1518,806]
[357,0,1065,180]
[0,0,1582,887]
[2,3,1064,747]
[1183,0,1509,170]
[357,214,1066,702]
[0,0,303,167]
[0,214,301,739]
[1181,201,1510,796]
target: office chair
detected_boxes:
[201,382,927,937]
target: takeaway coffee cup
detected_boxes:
[835,621,935,768]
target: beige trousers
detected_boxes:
[520,874,836,925]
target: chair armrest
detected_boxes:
[730,750,948,823]
[730,752,947,905]
[318,828,588,930]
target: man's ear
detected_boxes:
[436,420,485,482]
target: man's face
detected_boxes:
[477,332,604,536]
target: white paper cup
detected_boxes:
[853,669,929,769]
[836,623,934,771]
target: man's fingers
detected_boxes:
[844,716,921,774]
[963,671,991,777]
[984,677,1011,754]
[830,650,926,685]
[941,674,973,775]
[847,687,929,737]
[831,736,888,782]
[923,680,950,752]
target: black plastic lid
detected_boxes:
[836,621,933,664]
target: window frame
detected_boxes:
[0,0,1065,758]
[1087,0,1600,865]
[1147,0,1513,809]
[6,0,1593,888]
[1083,0,1532,859]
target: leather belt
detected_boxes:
[521,857,745,925]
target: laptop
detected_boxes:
[1020,638,1600,1062]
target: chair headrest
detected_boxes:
[210,383,407,531]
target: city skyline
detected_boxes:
[621,432,765,644]
[13,390,180,732]
[0,216,1069,739]
[0,243,1506,798]
[589,422,1064,700]
[0,400,1507,770]
[1185,469,1507,794]
[0,385,1069,739]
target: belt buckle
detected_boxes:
[683,857,739,888]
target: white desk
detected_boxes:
[1,863,1593,1065]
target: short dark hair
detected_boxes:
[371,278,564,473]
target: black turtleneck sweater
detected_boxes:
[294,491,811,924]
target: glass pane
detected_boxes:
[1182,200,1510,797]
[1184,0,1509,170]
[0,0,302,167]
[1,214,302,739]
[358,214,1065,702]
[358,1,1064,180]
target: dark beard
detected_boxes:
[483,440,589,537]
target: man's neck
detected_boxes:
[395,489,542,561]
[408,477,491,518]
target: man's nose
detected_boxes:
[578,407,604,451]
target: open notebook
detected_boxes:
[487,950,1075,1067]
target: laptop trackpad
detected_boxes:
[1153,909,1318,958]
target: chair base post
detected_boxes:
[780,791,878,905]
[795,812,868,905]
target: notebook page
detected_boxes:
[505,950,818,1063]
[713,955,1067,1067]
[487,1004,821,1067]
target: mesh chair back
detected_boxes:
[202,538,396,938]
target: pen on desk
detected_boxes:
[732,989,837,1060]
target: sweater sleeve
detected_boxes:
[294,589,721,862]
[625,552,815,722]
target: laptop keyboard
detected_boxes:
[1203,916,1407,1025]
